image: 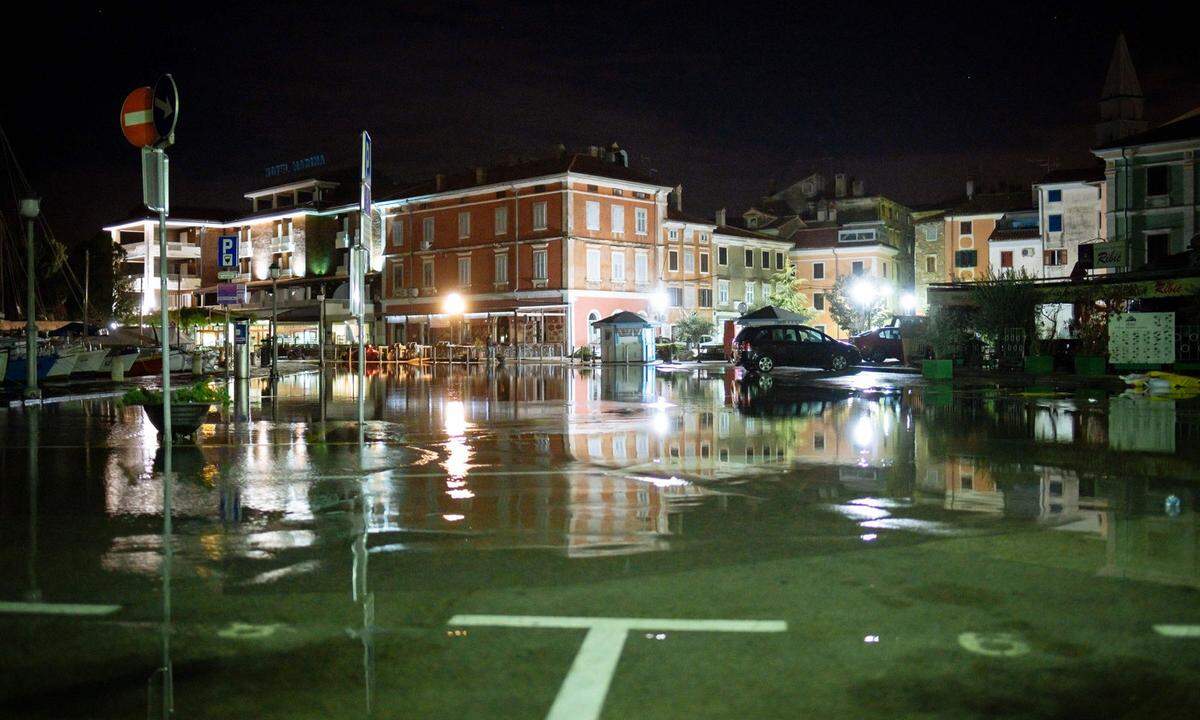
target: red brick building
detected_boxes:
[377,148,673,351]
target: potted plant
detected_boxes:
[123,381,230,438]
[572,345,595,364]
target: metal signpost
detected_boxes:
[123,74,178,720]
[354,130,372,435]
[217,235,239,381]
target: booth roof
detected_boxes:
[592,311,652,327]
[736,305,808,325]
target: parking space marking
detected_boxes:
[449,615,786,720]
[0,602,120,616]
[1154,625,1200,638]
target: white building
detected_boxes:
[987,210,1042,277]
[1033,167,1107,278]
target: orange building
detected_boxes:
[377,149,672,352]
[943,190,1032,282]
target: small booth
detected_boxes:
[591,311,655,364]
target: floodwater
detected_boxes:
[2,366,1199,719]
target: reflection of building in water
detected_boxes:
[1108,395,1176,454]
[363,473,706,557]
[1102,506,1199,589]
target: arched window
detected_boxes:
[588,311,601,344]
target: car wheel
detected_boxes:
[756,374,774,390]
[829,354,848,372]
[756,355,774,373]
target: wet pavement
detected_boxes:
[2,366,1199,718]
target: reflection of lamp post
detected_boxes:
[650,288,669,338]
[443,292,466,344]
[268,260,281,381]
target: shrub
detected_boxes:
[123,381,231,406]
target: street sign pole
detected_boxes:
[156,150,172,442]
[20,198,40,399]
[356,131,372,436]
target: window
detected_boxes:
[1147,166,1170,197]
[955,249,978,267]
[852,260,865,275]
[668,250,679,272]
[423,217,435,244]
[1047,214,1062,232]
[926,255,936,273]
[718,279,729,305]
[494,206,508,235]
[533,202,548,230]
[422,258,434,288]
[839,229,878,243]
[586,247,601,281]
[960,220,972,235]
[923,225,938,241]
[771,328,797,342]
[458,256,471,286]
[1047,189,1062,203]
[391,219,404,248]
[745,282,755,305]
[668,228,678,240]
[813,262,825,279]
[611,251,625,281]
[684,287,698,308]
[813,292,825,311]
[1147,232,1170,263]
[761,250,770,269]
[717,246,728,265]
[635,252,648,284]
[745,249,754,267]
[882,262,888,278]
[532,248,548,279]
[391,261,404,292]
[776,252,784,270]
[584,201,602,231]
[700,253,709,274]
[668,287,683,307]
[494,253,508,283]
[635,208,648,235]
[1000,250,1013,268]
[458,211,470,239]
[1043,249,1068,266]
[611,205,625,234]
[684,249,695,273]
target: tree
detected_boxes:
[751,261,814,320]
[673,312,715,352]
[827,275,888,335]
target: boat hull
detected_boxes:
[45,353,78,379]
[73,348,111,374]
[4,355,56,384]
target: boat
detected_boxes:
[3,351,57,384]
[44,351,78,380]
[0,347,8,383]
[99,347,139,375]
[57,344,110,376]
[128,348,186,377]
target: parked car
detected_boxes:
[851,326,903,363]
[690,334,726,361]
[734,324,861,373]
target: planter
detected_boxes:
[1024,355,1053,375]
[142,402,214,438]
[1074,355,1106,377]
[922,359,953,380]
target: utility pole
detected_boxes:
[83,249,90,341]
[20,197,40,399]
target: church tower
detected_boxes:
[1096,33,1148,145]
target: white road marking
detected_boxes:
[1154,624,1200,638]
[0,602,120,616]
[448,615,786,720]
[957,631,1029,657]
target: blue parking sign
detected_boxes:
[233,321,248,345]
[218,235,239,270]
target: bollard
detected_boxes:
[110,358,125,381]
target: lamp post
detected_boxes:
[443,292,466,349]
[19,198,40,398]
[268,260,281,382]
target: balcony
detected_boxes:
[121,240,202,261]
[130,273,201,292]
[270,234,295,254]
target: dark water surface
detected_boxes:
[2,366,1198,718]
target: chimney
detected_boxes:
[965,179,975,200]
[715,208,726,226]
[671,184,683,212]
[851,179,864,197]
[834,173,847,198]
[475,166,486,184]
[435,173,445,191]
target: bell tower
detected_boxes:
[1096,34,1148,145]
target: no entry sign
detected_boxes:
[120,87,156,147]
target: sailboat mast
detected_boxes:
[83,249,90,339]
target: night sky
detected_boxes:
[5,1,1199,248]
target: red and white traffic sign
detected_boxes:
[120,87,157,148]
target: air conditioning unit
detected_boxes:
[1021,248,1035,257]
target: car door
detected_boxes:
[771,327,800,365]
[794,327,824,367]
[879,328,900,359]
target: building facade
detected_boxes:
[710,215,794,330]
[376,149,672,352]
[1033,168,1107,278]
[912,209,948,312]
[944,190,1032,282]
[661,202,718,331]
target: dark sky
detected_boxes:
[4,1,1199,247]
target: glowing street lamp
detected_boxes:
[443,292,466,343]
[899,293,917,315]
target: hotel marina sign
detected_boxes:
[265,153,327,177]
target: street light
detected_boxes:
[268,260,281,381]
[899,293,917,315]
[20,197,40,398]
[443,292,465,344]
[849,278,876,334]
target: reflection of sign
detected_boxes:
[1093,241,1126,269]
[1109,312,1174,365]
[958,632,1029,657]
[1109,395,1176,453]
[234,321,249,345]
[218,283,245,306]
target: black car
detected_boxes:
[734,324,861,373]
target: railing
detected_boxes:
[270,235,294,253]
